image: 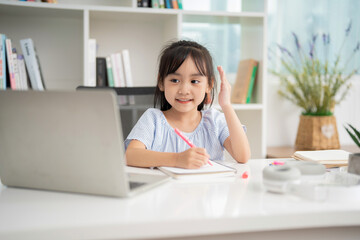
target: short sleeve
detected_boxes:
[212,110,230,145]
[210,109,247,146]
[124,109,158,150]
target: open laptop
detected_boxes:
[0,90,169,197]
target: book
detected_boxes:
[105,56,114,87]
[293,150,350,167]
[0,34,6,90]
[121,49,135,104]
[11,48,22,90]
[20,38,45,90]
[158,161,236,180]
[171,0,178,9]
[246,64,258,103]
[151,0,159,8]
[142,0,150,7]
[86,38,97,87]
[165,0,172,8]
[159,0,165,8]
[231,59,258,104]
[177,0,183,9]
[5,39,16,90]
[17,54,29,90]
[110,52,125,87]
[137,0,142,7]
[111,52,127,104]
[96,57,107,87]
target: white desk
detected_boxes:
[1,159,360,240]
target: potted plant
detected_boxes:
[270,21,360,150]
[344,124,360,175]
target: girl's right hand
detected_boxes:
[176,148,210,169]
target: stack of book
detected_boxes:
[0,33,45,91]
[292,149,350,168]
[138,0,183,9]
[231,59,259,104]
[86,39,134,104]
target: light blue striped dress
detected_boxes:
[125,108,239,161]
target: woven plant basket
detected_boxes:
[295,115,340,150]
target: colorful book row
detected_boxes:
[138,0,183,9]
[0,34,45,91]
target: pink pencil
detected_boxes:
[174,128,213,166]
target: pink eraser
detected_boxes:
[273,161,284,165]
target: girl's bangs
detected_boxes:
[165,48,207,76]
[191,50,207,76]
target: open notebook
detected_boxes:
[158,161,236,179]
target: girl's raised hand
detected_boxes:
[217,66,232,108]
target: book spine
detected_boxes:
[5,39,16,90]
[110,53,120,87]
[165,0,172,8]
[152,0,159,8]
[122,49,135,104]
[231,59,258,104]
[159,0,165,8]
[34,46,46,90]
[246,64,258,103]
[17,54,29,90]
[121,49,133,88]
[137,0,142,7]
[11,50,22,90]
[115,52,127,104]
[177,0,183,9]
[142,0,149,7]
[110,53,127,104]
[172,0,178,9]
[115,52,126,88]
[96,57,107,87]
[0,34,7,90]
[87,39,97,87]
[20,38,44,90]
[105,56,114,87]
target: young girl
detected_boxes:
[125,40,250,169]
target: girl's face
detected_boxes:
[159,56,211,114]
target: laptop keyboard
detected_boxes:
[129,181,146,190]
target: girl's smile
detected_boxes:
[176,98,193,103]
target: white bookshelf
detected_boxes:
[0,0,267,158]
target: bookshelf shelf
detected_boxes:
[0,0,267,158]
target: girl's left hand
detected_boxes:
[217,66,232,108]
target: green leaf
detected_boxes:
[344,125,360,148]
[348,124,360,142]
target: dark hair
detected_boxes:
[154,40,216,111]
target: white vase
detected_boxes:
[348,153,360,175]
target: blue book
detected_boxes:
[0,34,6,90]
[165,0,172,8]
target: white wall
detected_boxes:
[266,75,360,147]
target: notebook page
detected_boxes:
[159,161,234,174]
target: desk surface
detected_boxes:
[1,159,360,240]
